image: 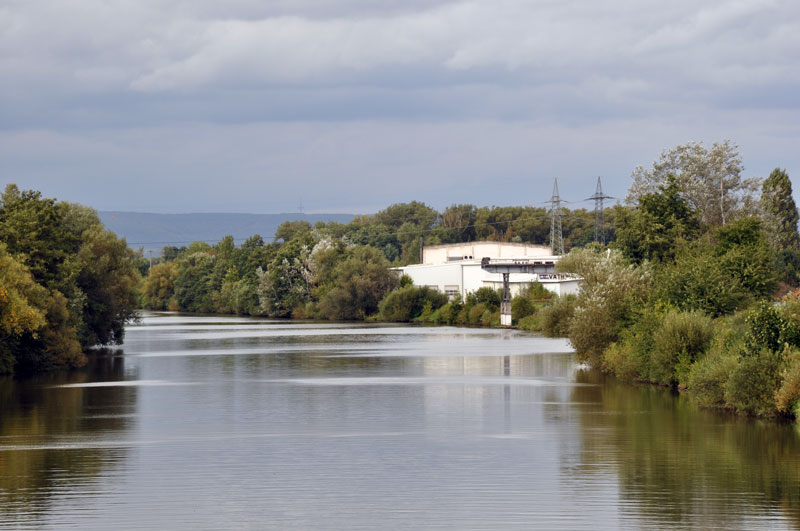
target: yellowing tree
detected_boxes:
[0,243,46,339]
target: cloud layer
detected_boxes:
[1,0,799,212]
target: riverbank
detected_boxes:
[553,244,800,422]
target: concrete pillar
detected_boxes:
[501,272,512,326]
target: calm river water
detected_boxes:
[2,313,800,530]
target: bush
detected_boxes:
[539,295,576,337]
[687,347,739,408]
[481,309,500,327]
[431,300,463,324]
[511,296,534,321]
[744,301,787,352]
[519,281,554,301]
[517,314,542,332]
[775,348,800,417]
[378,285,448,322]
[603,341,642,382]
[648,310,715,387]
[601,310,660,382]
[468,303,487,325]
[558,248,650,366]
[467,287,502,311]
[725,348,782,416]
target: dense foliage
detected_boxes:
[557,151,800,419]
[0,185,140,374]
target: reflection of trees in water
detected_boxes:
[569,369,800,529]
[0,352,138,524]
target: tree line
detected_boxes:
[139,200,603,319]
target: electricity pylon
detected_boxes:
[586,177,614,244]
[549,179,565,256]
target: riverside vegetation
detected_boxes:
[5,140,800,422]
[0,184,140,374]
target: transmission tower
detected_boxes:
[586,176,614,244]
[549,179,565,256]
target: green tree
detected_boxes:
[615,177,699,263]
[256,234,315,317]
[654,219,777,317]
[438,204,477,243]
[317,246,400,320]
[374,201,438,230]
[74,226,141,345]
[759,168,800,250]
[142,262,179,310]
[14,290,85,373]
[174,250,217,313]
[274,220,312,243]
[0,184,77,290]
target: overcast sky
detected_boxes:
[1,0,798,214]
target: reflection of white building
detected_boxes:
[395,242,581,299]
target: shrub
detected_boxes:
[775,348,800,417]
[539,295,576,338]
[481,309,500,327]
[744,301,787,353]
[725,348,782,416]
[687,347,740,408]
[603,341,642,382]
[649,310,715,386]
[568,297,620,367]
[602,310,660,382]
[378,285,448,322]
[511,296,534,321]
[519,281,554,301]
[517,314,541,332]
[467,287,502,311]
[439,300,465,324]
[417,301,435,322]
[468,303,487,325]
[558,248,651,366]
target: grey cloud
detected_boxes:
[1,0,799,214]
[3,108,797,213]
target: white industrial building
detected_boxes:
[395,242,581,299]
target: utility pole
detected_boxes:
[549,179,565,256]
[586,177,614,244]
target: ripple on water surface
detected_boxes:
[1,314,798,530]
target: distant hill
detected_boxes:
[98,212,357,256]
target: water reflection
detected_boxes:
[0,354,137,526]
[569,369,800,529]
[2,314,799,530]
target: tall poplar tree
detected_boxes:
[759,168,800,250]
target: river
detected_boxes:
[1,312,799,530]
